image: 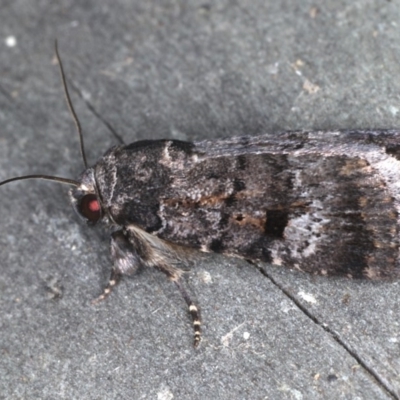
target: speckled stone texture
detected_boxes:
[1,1,400,398]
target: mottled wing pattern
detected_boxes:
[155,131,400,279]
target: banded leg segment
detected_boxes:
[175,280,201,347]
[92,230,142,305]
[91,269,122,304]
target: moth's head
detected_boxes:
[69,168,103,225]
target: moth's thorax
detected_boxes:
[93,140,194,231]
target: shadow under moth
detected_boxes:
[2,46,400,348]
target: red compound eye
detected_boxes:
[79,194,101,222]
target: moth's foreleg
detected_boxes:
[174,279,202,348]
[92,230,142,304]
[104,225,202,346]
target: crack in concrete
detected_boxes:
[252,262,399,400]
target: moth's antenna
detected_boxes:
[54,40,88,169]
[0,175,79,188]
[0,44,83,190]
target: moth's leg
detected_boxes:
[91,268,122,305]
[174,279,202,348]
[92,230,142,304]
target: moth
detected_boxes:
[2,45,400,347]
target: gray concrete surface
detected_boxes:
[1,1,400,399]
